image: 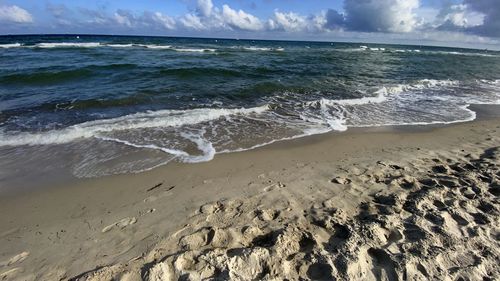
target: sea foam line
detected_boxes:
[0,43,22,48]
[35,42,102,48]
[0,105,269,147]
[29,42,217,53]
[1,79,497,163]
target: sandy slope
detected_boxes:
[0,106,499,281]
[74,140,500,281]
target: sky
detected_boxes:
[1,0,500,49]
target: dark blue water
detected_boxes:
[0,35,499,180]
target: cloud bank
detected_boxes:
[0,4,32,23]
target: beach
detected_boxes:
[0,104,498,280]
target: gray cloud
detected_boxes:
[324,9,344,30]
[343,0,420,33]
[464,0,500,37]
[322,0,421,33]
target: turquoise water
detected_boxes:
[0,35,499,180]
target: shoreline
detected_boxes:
[1,104,498,198]
[0,104,499,280]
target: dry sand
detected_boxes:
[0,105,499,281]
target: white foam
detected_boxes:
[393,49,421,53]
[299,78,468,133]
[0,43,21,48]
[0,105,269,147]
[239,46,284,52]
[143,44,173,49]
[410,79,459,90]
[311,87,390,107]
[3,78,499,169]
[25,43,218,52]
[173,48,216,52]
[350,104,478,128]
[97,136,189,157]
[242,46,272,51]
[179,132,216,163]
[35,42,102,48]
[303,79,453,109]
[105,44,136,48]
[362,48,495,57]
[431,50,497,57]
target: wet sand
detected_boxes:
[0,105,499,280]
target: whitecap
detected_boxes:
[35,42,102,48]
[0,105,269,147]
[0,43,22,48]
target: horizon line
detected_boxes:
[0,33,498,52]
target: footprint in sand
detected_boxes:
[331,177,351,185]
[0,267,22,279]
[102,217,137,233]
[0,251,29,267]
[263,181,286,192]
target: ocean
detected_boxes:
[0,35,499,181]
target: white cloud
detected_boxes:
[267,10,334,32]
[0,4,33,23]
[446,5,471,27]
[180,1,263,31]
[111,10,176,30]
[436,4,484,28]
[180,13,206,30]
[268,11,308,32]
[196,0,213,17]
[344,0,420,33]
[114,11,133,27]
[151,12,176,30]
[221,4,263,31]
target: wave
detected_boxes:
[0,69,94,85]
[353,46,497,57]
[141,44,172,49]
[107,44,216,52]
[0,105,269,147]
[358,46,386,51]
[1,78,498,172]
[317,87,389,106]
[173,48,216,52]
[104,43,136,48]
[393,49,497,57]
[431,51,497,57]
[128,44,216,52]
[106,44,215,52]
[0,64,137,85]
[24,42,217,53]
[307,79,458,107]
[0,43,22,48]
[238,46,285,52]
[6,43,497,58]
[159,67,244,78]
[35,42,102,48]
